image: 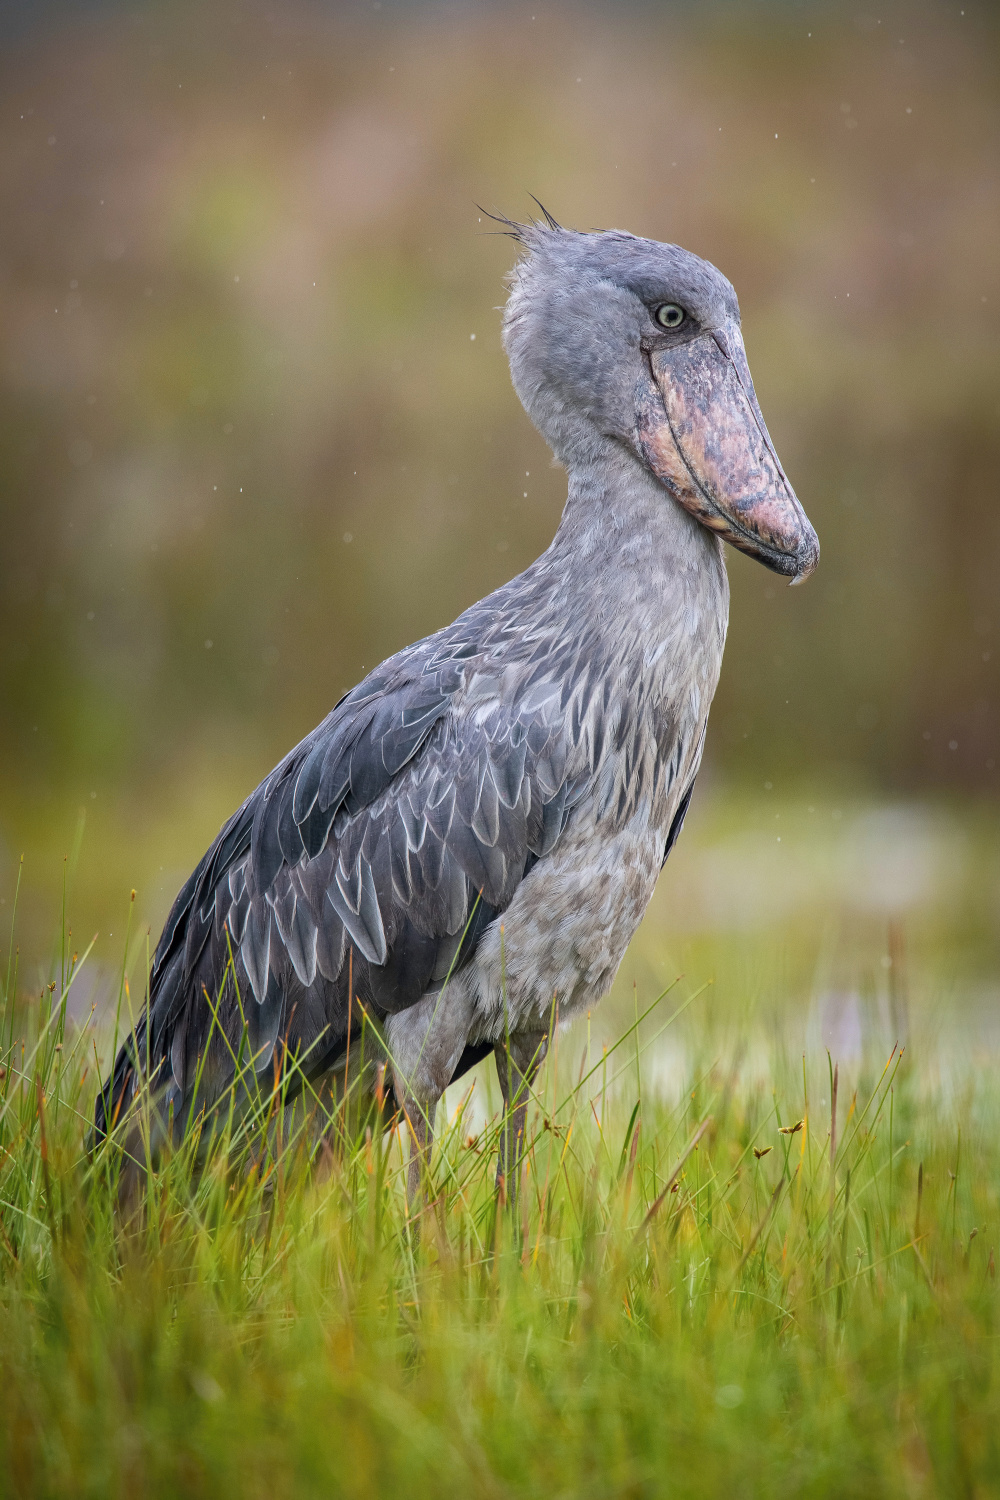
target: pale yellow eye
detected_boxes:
[655,303,686,329]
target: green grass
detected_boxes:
[1,877,999,1499]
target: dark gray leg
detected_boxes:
[494,1031,547,1208]
[393,1070,437,1208]
[385,986,475,1212]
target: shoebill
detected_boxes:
[94,216,819,1203]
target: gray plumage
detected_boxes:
[95,218,817,1187]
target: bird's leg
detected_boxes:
[385,985,474,1215]
[392,1070,438,1210]
[494,1030,547,1209]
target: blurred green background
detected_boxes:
[0,0,998,1016]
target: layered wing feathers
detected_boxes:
[95,619,618,1138]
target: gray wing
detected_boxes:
[95,631,598,1137]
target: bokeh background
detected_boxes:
[1,0,998,1057]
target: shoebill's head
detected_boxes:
[502,217,819,583]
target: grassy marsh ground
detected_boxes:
[2,799,999,1498]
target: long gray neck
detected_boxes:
[502,433,731,793]
[546,436,729,630]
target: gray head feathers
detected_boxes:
[499,214,739,463]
